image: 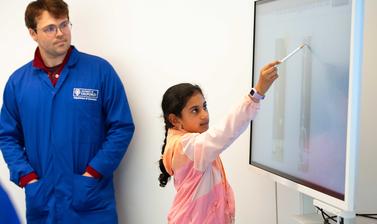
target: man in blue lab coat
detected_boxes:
[0,0,135,223]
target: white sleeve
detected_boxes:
[181,95,260,171]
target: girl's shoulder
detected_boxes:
[168,129,199,146]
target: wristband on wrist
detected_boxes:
[249,88,265,100]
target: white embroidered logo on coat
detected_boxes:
[73,88,99,101]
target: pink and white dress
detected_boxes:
[163,95,260,224]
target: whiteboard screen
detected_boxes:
[250,0,352,200]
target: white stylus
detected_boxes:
[279,44,306,63]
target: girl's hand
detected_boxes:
[254,61,280,96]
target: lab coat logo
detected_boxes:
[73,88,99,101]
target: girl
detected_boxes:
[158,61,279,224]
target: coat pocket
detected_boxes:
[71,174,110,212]
[74,98,102,144]
[25,180,50,216]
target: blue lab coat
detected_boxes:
[0,47,134,223]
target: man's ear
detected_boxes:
[29,28,38,42]
[168,114,181,128]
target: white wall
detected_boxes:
[0,0,277,223]
[1,1,375,224]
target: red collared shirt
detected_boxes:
[32,46,73,87]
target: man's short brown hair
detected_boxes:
[25,0,69,30]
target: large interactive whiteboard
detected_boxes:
[250,0,352,200]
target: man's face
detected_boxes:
[29,10,71,62]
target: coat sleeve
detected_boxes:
[181,95,260,172]
[0,80,35,185]
[87,62,135,177]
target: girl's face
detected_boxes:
[177,92,209,133]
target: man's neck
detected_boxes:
[39,50,68,67]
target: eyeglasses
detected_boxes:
[36,20,72,37]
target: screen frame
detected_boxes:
[249,0,364,213]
